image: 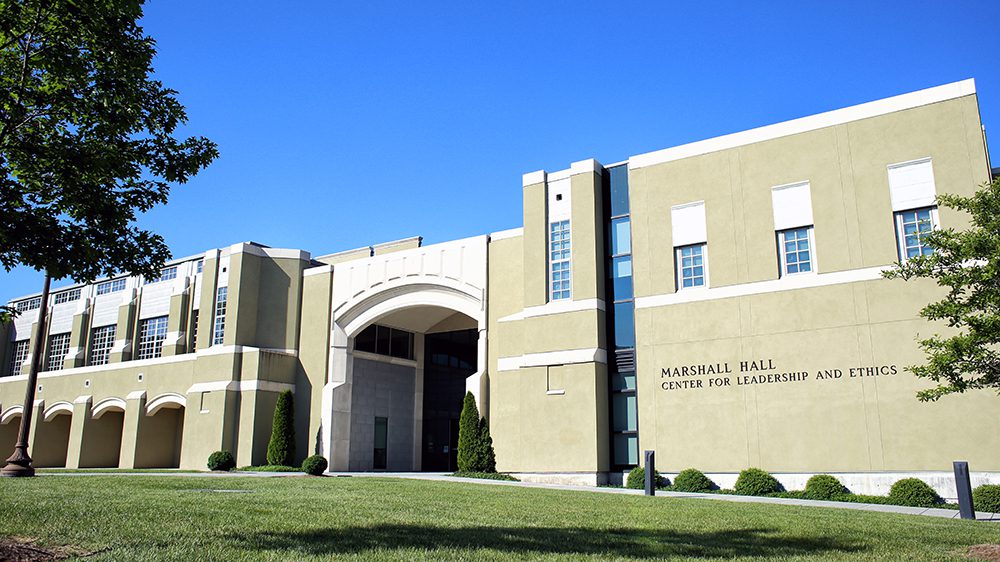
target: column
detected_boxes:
[63,300,91,369]
[162,281,190,357]
[108,291,137,363]
[118,391,146,469]
[64,395,92,468]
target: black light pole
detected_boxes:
[1,272,51,478]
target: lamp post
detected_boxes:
[1,273,51,477]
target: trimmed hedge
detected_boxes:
[301,455,328,476]
[673,468,714,492]
[734,468,782,496]
[888,478,942,507]
[625,466,668,489]
[972,484,1000,513]
[452,471,518,481]
[804,474,847,500]
[266,390,295,466]
[207,450,235,472]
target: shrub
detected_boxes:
[453,471,518,481]
[972,484,1000,513]
[888,478,942,507]
[457,392,497,473]
[479,416,497,473]
[625,466,668,489]
[266,390,295,466]
[804,474,847,500]
[734,468,782,496]
[301,455,328,476]
[673,468,714,492]
[207,450,235,471]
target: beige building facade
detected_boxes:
[2,79,996,496]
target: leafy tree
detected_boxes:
[0,0,218,283]
[884,177,1000,401]
[266,390,295,466]
[0,0,216,477]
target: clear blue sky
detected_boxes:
[4,0,999,299]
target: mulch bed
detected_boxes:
[967,544,1000,561]
[0,537,94,561]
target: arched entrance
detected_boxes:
[0,407,22,457]
[80,398,126,468]
[135,394,185,468]
[34,403,73,468]
[321,235,488,472]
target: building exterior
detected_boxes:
[1,79,996,496]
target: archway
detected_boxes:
[34,403,73,468]
[80,398,126,468]
[135,394,185,468]
[0,408,21,458]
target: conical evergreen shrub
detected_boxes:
[266,390,296,466]
[457,391,481,472]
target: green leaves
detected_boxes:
[884,177,1000,401]
[0,0,218,282]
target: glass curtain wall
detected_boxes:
[603,165,639,468]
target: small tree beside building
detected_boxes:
[457,391,497,473]
[266,390,295,466]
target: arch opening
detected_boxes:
[135,403,184,468]
[33,411,71,468]
[0,413,21,459]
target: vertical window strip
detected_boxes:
[549,220,571,300]
[190,310,199,352]
[46,333,70,371]
[8,340,29,376]
[89,325,116,366]
[212,287,227,345]
[136,316,168,360]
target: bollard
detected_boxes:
[644,450,655,496]
[954,461,975,520]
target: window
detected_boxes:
[676,244,707,289]
[373,416,388,469]
[54,288,81,304]
[195,260,203,274]
[89,325,116,366]
[778,227,814,275]
[136,316,168,360]
[14,297,41,312]
[895,207,938,261]
[96,278,126,295]
[189,310,199,352]
[550,220,571,300]
[354,324,415,360]
[144,266,177,284]
[46,333,70,371]
[7,340,29,376]
[212,287,227,345]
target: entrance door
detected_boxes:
[421,329,477,471]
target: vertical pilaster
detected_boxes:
[108,291,137,363]
[523,170,548,307]
[25,398,44,456]
[197,250,220,351]
[569,159,606,301]
[324,324,353,471]
[63,299,91,368]
[20,321,42,375]
[411,333,425,470]
[65,395,92,468]
[118,390,146,469]
[227,248,261,347]
[162,281,190,357]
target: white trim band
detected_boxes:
[498,298,605,323]
[498,348,607,371]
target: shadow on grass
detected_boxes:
[227,524,865,559]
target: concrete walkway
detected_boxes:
[39,469,1000,521]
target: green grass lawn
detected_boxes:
[1,475,997,561]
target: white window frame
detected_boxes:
[894,206,939,262]
[45,332,70,372]
[212,287,227,345]
[54,288,81,304]
[144,266,177,285]
[8,340,29,376]
[136,316,169,360]
[549,220,571,301]
[96,278,126,295]
[89,324,116,366]
[14,297,41,312]
[675,243,708,290]
[777,226,817,277]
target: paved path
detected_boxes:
[39,469,999,521]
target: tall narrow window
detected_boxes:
[676,244,707,289]
[46,333,70,371]
[136,316,168,360]
[89,325,116,366]
[895,207,938,261]
[189,310,199,352]
[7,340,29,377]
[212,287,227,345]
[549,220,571,300]
[778,227,815,275]
[373,416,388,469]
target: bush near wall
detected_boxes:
[625,466,668,489]
[972,484,1000,513]
[673,468,715,493]
[301,455,328,476]
[733,468,782,496]
[207,450,235,472]
[266,390,295,467]
[804,474,848,500]
[888,478,942,507]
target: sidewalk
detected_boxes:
[40,469,1000,521]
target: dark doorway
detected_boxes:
[421,328,477,471]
